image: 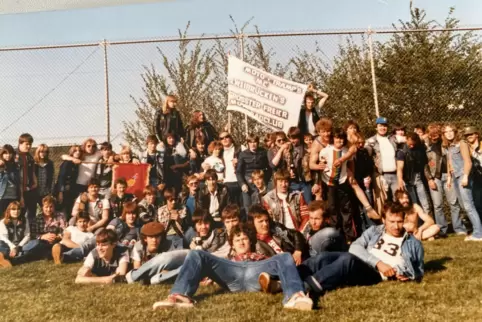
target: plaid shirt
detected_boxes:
[31,213,66,239]
[231,252,267,262]
[37,164,48,196]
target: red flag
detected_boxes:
[112,163,150,200]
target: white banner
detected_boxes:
[1,0,171,14]
[227,56,307,133]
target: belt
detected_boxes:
[382,171,396,175]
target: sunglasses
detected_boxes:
[220,136,231,140]
[189,182,199,186]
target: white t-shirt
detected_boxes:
[209,190,220,219]
[305,111,316,136]
[369,232,406,280]
[77,152,102,185]
[62,226,94,246]
[377,135,396,172]
[203,156,225,181]
[75,196,110,222]
[222,145,237,183]
[319,145,350,185]
[277,192,295,229]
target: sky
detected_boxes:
[0,0,480,147]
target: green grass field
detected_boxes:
[0,235,481,322]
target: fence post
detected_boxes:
[367,27,380,118]
[102,39,111,143]
[239,33,249,137]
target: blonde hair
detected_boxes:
[441,123,460,148]
[34,144,50,163]
[162,95,178,114]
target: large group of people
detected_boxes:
[0,87,481,312]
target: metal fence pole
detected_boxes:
[239,33,248,137]
[102,39,111,142]
[367,27,380,118]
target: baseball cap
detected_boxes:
[463,126,479,136]
[141,222,165,237]
[376,117,388,125]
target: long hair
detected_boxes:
[81,138,98,154]
[121,201,138,221]
[68,144,83,159]
[0,144,16,166]
[34,144,50,163]
[190,110,205,128]
[4,201,24,225]
[162,95,178,114]
[441,123,460,148]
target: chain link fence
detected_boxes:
[1,26,481,167]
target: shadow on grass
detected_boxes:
[424,256,453,273]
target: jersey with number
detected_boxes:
[369,233,406,280]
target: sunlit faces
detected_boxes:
[220,134,233,148]
[9,206,20,219]
[2,151,12,162]
[145,193,156,205]
[253,215,270,235]
[309,209,324,231]
[346,125,358,136]
[247,140,258,152]
[147,142,157,154]
[116,183,127,196]
[318,129,331,143]
[18,141,32,153]
[303,135,313,147]
[376,124,388,136]
[125,212,137,226]
[76,217,89,232]
[252,175,265,190]
[195,220,211,237]
[213,147,222,158]
[275,135,287,147]
[167,98,177,109]
[224,217,240,234]
[88,184,100,197]
[305,96,315,110]
[276,178,289,194]
[384,212,405,238]
[232,232,251,255]
[465,132,479,144]
[145,235,162,253]
[333,136,345,149]
[443,126,455,141]
[95,241,114,260]
[429,132,440,144]
[188,180,199,194]
[398,192,410,208]
[206,177,217,191]
[196,142,205,153]
[84,141,95,154]
[42,202,55,217]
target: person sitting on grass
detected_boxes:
[109,177,136,219]
[51,211,94,264]
[395,189,440,241]
[250,170,268,205]
[138,186,158,224]
[250,204,308,264]
[75,229,129,285]
[157,187,189,250]
[126,222,189,285]
[187,209,228,258]
[106,201,140,249]
[300,200,345,256]
[31,195,66,253]
[0,201,49,267]
[152,224,313,311]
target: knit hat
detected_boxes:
[141,222,165,237]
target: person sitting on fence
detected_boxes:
[75,229,129,284]
[395,189,440,241]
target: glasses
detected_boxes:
[166,198,175,202]
[189,182,199,186]
[220,135,231,140]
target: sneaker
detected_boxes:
[152,294,195,310]
[0,253,12,268]
[464,235,482,242]
[456,231,468,236]
[427,237,435,241]
[52,243,62,265]
[259,272,282,294]
[283,292,313,311]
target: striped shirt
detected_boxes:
[319,145,349,186]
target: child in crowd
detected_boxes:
[34,144,55,206]
[202,141,225,182]
[0,145,20,216]
[57,145,81,221]
[138,186,158,224]
[16,133,37,229]
[51,211,94,264]
[75,229,129,284]
[107,201,140,249]
[319,128,357,242]
[109,177,135,219]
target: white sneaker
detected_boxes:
[464,235,482,241]
[456,232,468,236]
[283,292,313,311]
[125,271,134,284]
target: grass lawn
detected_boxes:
[1,235,481,322]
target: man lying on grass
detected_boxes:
[152,225,313,311]
[261,202,424,296]
[75,229,129,284]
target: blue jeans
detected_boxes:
[62,236,97,261]
[297,252,381,293]
[289,182,313,204]
[406,173,431,215]
[170,251,305,304]
[309,228,345,257]
[0,239,51,265]
[453,176,482,238]
[382,173,398,201]
[473,177,482,219]
[130,249,189,284]
[166,235,186,250]
[429,174,465,234]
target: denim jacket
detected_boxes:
[0,165,20,199]
[365,135,398,174]
[349,225,424,281]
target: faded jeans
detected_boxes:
[382,173,398,201]
[170,251,305,304]
[130,249,189,284]
[429,173,465,234]
[309,227,345,257]
[453,176,482,238]
[406,172,431,215]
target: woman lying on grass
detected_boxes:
[152,225,313,311]
[75,229,129,284]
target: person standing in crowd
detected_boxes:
[262,169,309,232]
[95,142,114,199]
[16,133,37,230]
[443,124,482,241]
[236,134,269,216]
[298,84,329,136]
[309,118,333,199]
[163,132,189,194]
[392,123,407,151]
[34,144,55,206]
[140,135,165,195]
[66,138,101,196]
[464,126,482,216]
[425,124,464,237]
[414,124,427,142]
[154,95,185,143]
[365,117,398,211]
[203,141,225,182]
[219,132,241,204]
[396,133,431,215]
[56,145,81,221]
[196,169,230,224]
[268,131,292,173]
[185,110,218,149]
[0,145,20,217]
[287,127,311,204]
